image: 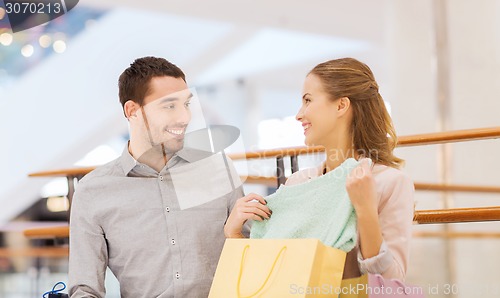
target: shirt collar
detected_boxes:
[119,144,214,175]
[175,147,213,163]
[119,145,138,175]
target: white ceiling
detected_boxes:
[80,0,387,86]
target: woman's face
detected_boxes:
[296,74,341,147]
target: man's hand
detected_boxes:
[224,193,271,238]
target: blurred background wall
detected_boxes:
[0,0,499,296]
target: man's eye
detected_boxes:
[304,98,311,103]
[185,101,191,107]
[164,104,175,109]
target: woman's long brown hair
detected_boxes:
[309,58,404,169]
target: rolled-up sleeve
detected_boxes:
[69,183,108,298]
[357,240,393,274]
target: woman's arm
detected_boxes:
[347,159,415,280]
[346,159,383,259]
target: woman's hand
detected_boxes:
[224,193,271,238]
[346,158,378,215]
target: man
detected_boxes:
[68,57,260,297]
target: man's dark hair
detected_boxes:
[118,56,186,111]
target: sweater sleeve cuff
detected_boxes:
[357,240,393,274]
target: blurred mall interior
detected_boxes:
[1,0,500,297]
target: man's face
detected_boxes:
[138,76,192,156]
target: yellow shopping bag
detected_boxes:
[209,239,347,298]
[339,275,370,298]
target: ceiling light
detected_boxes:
[53,40,66,53]
[21,44,34,57]
[39,34,52,48]
[0,33,13,46]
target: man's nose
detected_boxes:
[176,105,191,125]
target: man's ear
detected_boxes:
[124,100,140,120]
[337,97,351,117]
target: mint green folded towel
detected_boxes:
[250,158,364,252]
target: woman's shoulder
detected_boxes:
[285,161,413,189]
[372,164,414,207]
[372,163,413,186]
[285,165,322,186]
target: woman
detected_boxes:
[224,58,414,281]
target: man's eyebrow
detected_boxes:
[158,93,193,104]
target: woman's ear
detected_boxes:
[337,97,351,117]
[124,100,140,120]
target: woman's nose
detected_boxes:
[296,107,304,122]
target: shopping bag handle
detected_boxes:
[237,245,287,298]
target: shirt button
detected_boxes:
[175,272,180,279]
[165,206,170,212]
[159,175,164,181]
[171,239,176,245]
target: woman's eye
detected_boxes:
[305,98,311,103]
